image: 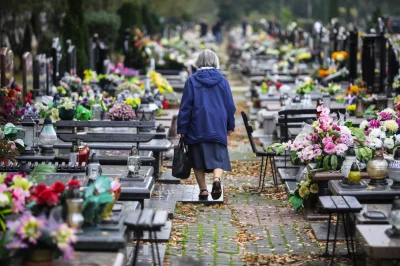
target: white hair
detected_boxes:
[195,49,220,69]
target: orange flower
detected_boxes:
[319,69,330,78]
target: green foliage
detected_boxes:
[281,8,293,27]
[86,11,121,51]
[62,0,89,76]
[331,155,338,170]
[82,175,113,226]
[350,127,366,141]
[356,146,373,162]
[30,164,57,183]
[289,195,303,210]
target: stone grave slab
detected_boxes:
[141,221,172,242]
[126,244,166,266]
[156,170,181,184]
[278,168,299,182]
[146,199,176,219]
[355,204,390,225]
[275,160,298,169]
[310,222,345,241]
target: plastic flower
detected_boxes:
[51,182,66,194]
[51,108,60,122]
[384,120,399,132]
[11,175,33,192]
[360,120,369,131]
[0,192,10,207]
[52,224,77,260]
[17,215,44,244]
[324,142,336,154]
[299,186,310,199]
[12,187,29,213]
[384,138,395,150]
[310,183,319,194]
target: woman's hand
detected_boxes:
[228,130,233,136]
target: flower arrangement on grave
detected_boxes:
[295,51,312,62]
[36,102,60,122]
[268,106,355,170]
[332,51,349,63]
[296,80,316,95]
[346,104,356,115]
[0,123,25,162]
[131,28,151,70]
[108,103,136,121]
[0,172,33,230]
[28,182,67,217]
[289,172,319,210]
[149,71,174,94]
[1,214,77,261]
[125,96,141,109]
[83,69,98,84]
[81,175,115,226]
[321,83,342,96]
[359,108,400,155]
[2,82,34,122]
[116,81,144,95]
[58,98,76,120]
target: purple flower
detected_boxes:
[368,120,381,128]
[379,112,392,121]
[83,98,89,103]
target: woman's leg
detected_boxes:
[213,168,223,182]
[193,168,208,195]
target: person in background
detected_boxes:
[213,17,223,45]
[242,20,247,38]
[200,19,208,37]
[177,49,236,200]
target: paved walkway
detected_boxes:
[163,75,352,265]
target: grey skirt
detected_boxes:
[187,142,232,173]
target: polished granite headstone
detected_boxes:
[74,201,139,251]
[329,179,400,202]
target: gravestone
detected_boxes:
[51,38,62,85]
[90,34,108,74]
[66,39,76,76]
[387,40,400,96]
[33,54,48,96]
[0,47,14,88]
[46,57,54,96]
[362,35,376,93]
[123,28,131,68]
[22,52,33,99]
[348,29,358,82]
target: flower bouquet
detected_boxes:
[0,172,33,230]
[116,81,144,95]
[332,51,349,64]
[1,214,77,262]
[321,83,342,96]
[108,103,136,121]
[0,123,25,162]
[58,98,76,120]
[28,182,66,217]
[296,80,315,95]
[149,71,174,94]
[359,108,400,155]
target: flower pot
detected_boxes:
[24,249,54,266]
[58,107,76,120]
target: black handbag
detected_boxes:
[172,137,191,179]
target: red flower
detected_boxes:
[51,182,66,194]
[68,180,80,189]
[37,189,59,206]
[14,85,22,92]
[35,184,47,195]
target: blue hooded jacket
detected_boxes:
[177,69,236,146]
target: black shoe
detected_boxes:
[199,189,209,200]
[211,177,222,200]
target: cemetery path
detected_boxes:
[162,80,353,266]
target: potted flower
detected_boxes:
[346,104,356,116]
[1,214,77,264]
[29,182,66,217]
[108,103,136,121]
[58,98,76,120]
[0,123,25,163]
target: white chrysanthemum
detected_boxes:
[369,128,382,138]
[383,108,396,115]
[384,138,395,149]
[340,126,352,135]
[367,137,383,149]
[360,120,369,131]
[384,120,399,132]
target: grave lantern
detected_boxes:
[39,117,57,155]
[388,148,400,189]
[127,145,141,178]
[385,197,400,238]
[21,116,36,155]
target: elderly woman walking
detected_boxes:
[177,49,236,200]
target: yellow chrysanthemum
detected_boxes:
[299,186,310,199]
[310,183,319,194]
[11,176,33,191]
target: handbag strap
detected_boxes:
[179,136,188,152]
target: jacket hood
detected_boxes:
[193,69,223,88]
